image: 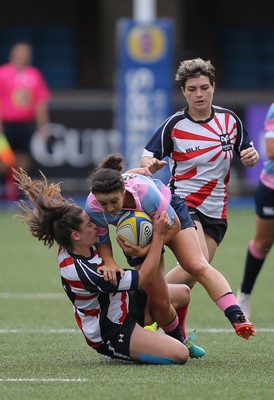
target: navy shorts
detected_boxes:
[187,206,227,245]
[3,121,34,152]
[170,194,196,230]
[255,181,274,219]
[97,289,147,361]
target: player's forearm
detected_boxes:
[97,243,116,266]
[141,156,167,174]
[138,233,164,287]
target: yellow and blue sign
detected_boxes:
[116,19,174,183]
[127,24,166,63]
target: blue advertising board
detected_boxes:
[116,18,174,183]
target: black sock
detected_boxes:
[165,324,185,343]
[225,305,244,324]
[162,316,185,343]
[241,247,265,294]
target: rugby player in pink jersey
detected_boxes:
[238,102,274,318]
[85,153,206,358]
[85,153,255,341]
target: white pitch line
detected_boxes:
[0,293,64,300]
[194,328,274,333]
[0,329,79,334]
[0,378,89,382]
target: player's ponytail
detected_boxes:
[98,153,124,171]
[12,168,83,250]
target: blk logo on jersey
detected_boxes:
[219,134,232,151]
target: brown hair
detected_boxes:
[88,153,125,195]
[175,58,215,88]
[13,168,83,250]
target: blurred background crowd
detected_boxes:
[0,0,272,197]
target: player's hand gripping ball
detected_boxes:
[116,211,153,247]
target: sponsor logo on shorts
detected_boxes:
[262,206,274,216]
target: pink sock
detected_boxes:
[161,315,179,333]
[216,292,237,312]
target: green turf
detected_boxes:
[1,207,274,400]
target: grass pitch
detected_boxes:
[1,204,274,400]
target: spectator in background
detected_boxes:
[237,103,274,318]
[0,41,51,200]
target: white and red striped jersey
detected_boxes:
[58,246,139,349]
[142,105,255,219]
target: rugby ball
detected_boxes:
[116,211,153,247]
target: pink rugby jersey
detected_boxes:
[58,246,139,349]
[0,64,50,122]
[142,105,255,219]
[85,173,175,245]
[260,102,274,189]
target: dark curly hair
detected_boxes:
[88,153,125,195]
